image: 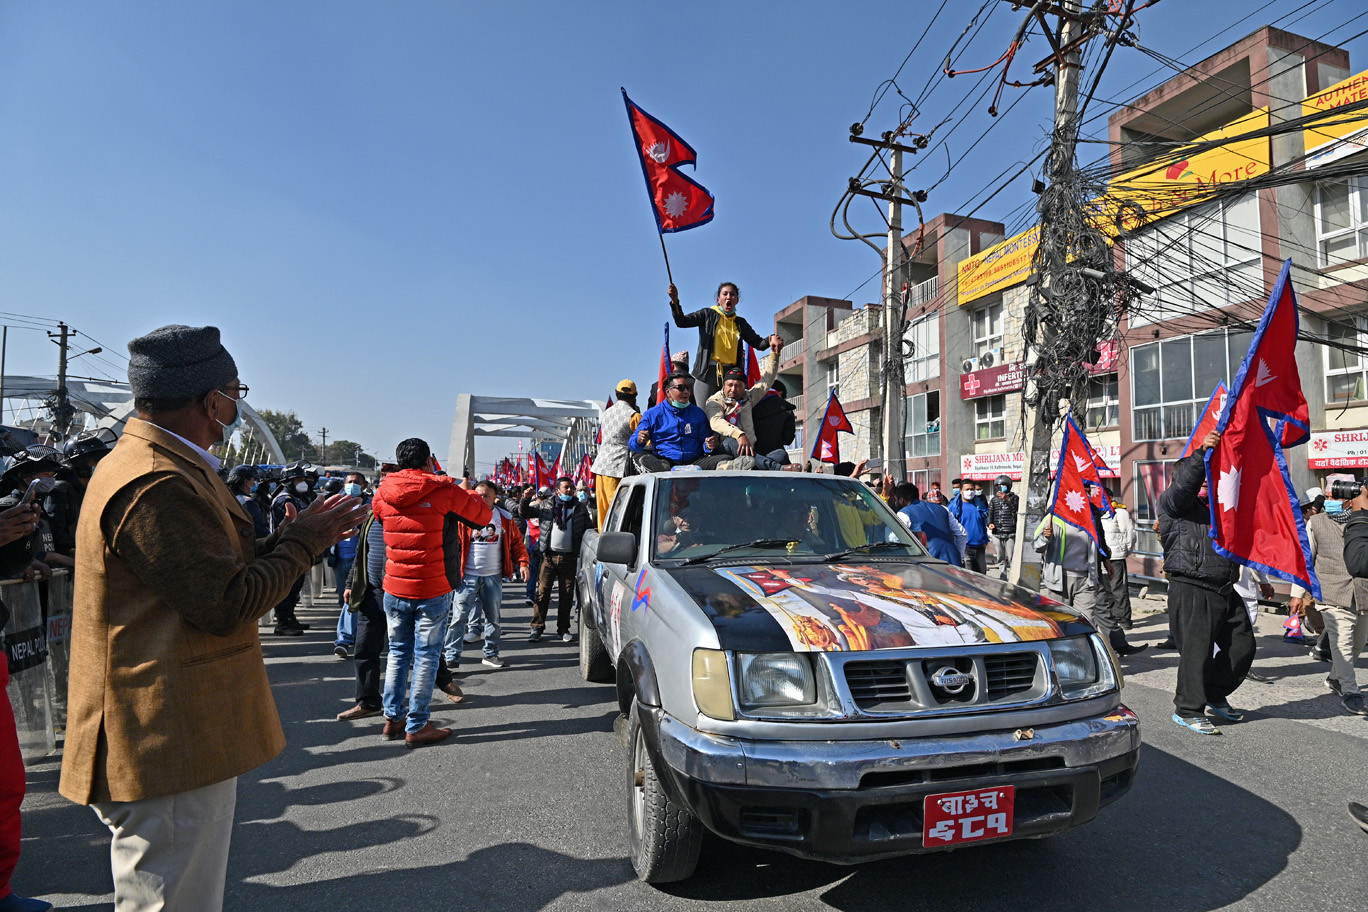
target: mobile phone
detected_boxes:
[22,479,43,504]
[865,458,884,470]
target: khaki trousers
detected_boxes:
[1322,605,1368,696]
[92,777,237,912]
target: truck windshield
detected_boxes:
[650,475,927,563]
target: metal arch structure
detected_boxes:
[448,395,605,478]
[0,375,287,462]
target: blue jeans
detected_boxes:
[382,591,452,734]
[334,559,355,647]
[525,549,542,602]
[446,574,503,663]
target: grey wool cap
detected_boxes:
[127,325,238,399]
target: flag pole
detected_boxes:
[658,232,674,285]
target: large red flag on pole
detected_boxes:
[1205,259,1319,598]
[810,391,853,464]
[622,90,715,235]
[1179,381,1228,460]
[1045,415,1114,552]
[656,323,672,406]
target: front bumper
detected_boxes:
[646,707,1140,863]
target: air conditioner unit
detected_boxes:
[978,347,1002,369]
[961,357,978,374]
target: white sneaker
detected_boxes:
[561,633,576,643]
[463,630,480,644]
[482,655,508,669]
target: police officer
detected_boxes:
[268,462,314,635]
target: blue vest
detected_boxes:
[900,501,961,566]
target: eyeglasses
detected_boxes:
[669,384,693,392]
[218,384,249,401]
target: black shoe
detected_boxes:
[1349,801,1368,834]
[1114,643,1149,657]
[528,628,543,642]
[1327,676,1344,696]
[1342,693,1367,716]
[1155,637,1176,649]
[1310,647,1332,663]
[273,625,303,637]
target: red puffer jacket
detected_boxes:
[372,470,493,600]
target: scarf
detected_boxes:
[552,497,576,529]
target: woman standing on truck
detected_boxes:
[669,281,781,403]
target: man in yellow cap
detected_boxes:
[590,379,641,530]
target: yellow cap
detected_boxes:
[616,379,637,395]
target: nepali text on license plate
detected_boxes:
[922,786,1015,846]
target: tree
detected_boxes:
[259,409,314,462]
[326,439,375,469]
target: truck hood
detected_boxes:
[665,560,1093,653]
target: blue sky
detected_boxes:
[0,1,1364,469]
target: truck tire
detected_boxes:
[580,604,613,682]
[627,701,702,883]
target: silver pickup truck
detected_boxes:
[576,471,1139,883]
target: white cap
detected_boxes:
[1305,486,1324,501]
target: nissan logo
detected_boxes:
[930,666,974,694]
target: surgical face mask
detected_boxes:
[212,390,243,445]
[1326,499,1345,514]
[30,477,57,495]
[998,485,1008,493]
[577,491,588,502]
[963,490,975,501]
[668,397,689,410]
[558,493,574,503]
[294,481,310,495]
[344,482,364,498]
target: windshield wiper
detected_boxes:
[680,538,800,565]
[823,540,915,561]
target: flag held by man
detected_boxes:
[1047,415,1113,552]
[622,90,715,234]
[811,391,853,465]
[1204,258,1320,598]
[1180,381,1228,460]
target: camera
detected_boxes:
[1329,479,1368,501]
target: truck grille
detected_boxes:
[845,660,911,707]
[983,653,1038,700]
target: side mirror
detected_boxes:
[597,531,637,565]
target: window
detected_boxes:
[970,301,1004,362]
[904,312,940,382]
[1126,193,1262,328]
[1085,375,1119,430]
[904,391,941,457]
[975,395,1005,440]
[1131,328,1251,441]
[1316,177,1368,267]
[1132,460,1175,555]
[826,360,840,398]
[1325,315,1367,404]
[792,420,804,454]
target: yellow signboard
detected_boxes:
[957,225,1039,306]
[1303,68,1368,169]
[1098,107,1271,236]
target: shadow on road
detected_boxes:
[661,743,1299,911]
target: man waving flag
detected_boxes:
[1205,259,1320,598]
[1180,381,1228,460]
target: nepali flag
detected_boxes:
[622,89,715,234]
[745,344,762,386]
[656,323,672,406]
[550,452,563,482]
[1204,259,1320,598]
[1180,381,1228,460]
[1047,415,1113,551]
[532,452,551,490]
[574,454,593,486]
[810,391,853,464]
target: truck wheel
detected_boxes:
[627,701,702,883]
[580,605,613,682]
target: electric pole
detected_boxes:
[49,321,75,440]
[1010,0,1086,586]
[319,427,329,466]
[881,147,907,482]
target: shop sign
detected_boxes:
[957,225,1039,305]
[960,444,1121,481]
[1303,69,1368,169]
[960,361,1026,400]
[1308,430,1368,469]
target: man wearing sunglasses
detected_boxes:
[59,324,368,912]
[629,371,720,473]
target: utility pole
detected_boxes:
[881,147,907,482]
[319,427,329,465]
[49,321,75,440]
[0,326,8,426]
[1009,0,1086,586]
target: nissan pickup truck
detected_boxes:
[576,470,1140,883]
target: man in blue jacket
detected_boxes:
[630,371,720,473]
[950,484,990,573]
[893,482,966,566]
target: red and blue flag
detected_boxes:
[1047,415,1113,551]
[622,90,715,234]
[810,391,853,464]
[1180,381,1228,460]
[656,323,672,406]
[1204,258,1319,598]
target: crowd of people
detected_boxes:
[0,305,1361,911]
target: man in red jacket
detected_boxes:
[371,438,491,747]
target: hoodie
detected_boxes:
[371,470,492,600]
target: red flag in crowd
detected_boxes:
[1180,381,1228,460]
[532,452,551,490]
[550,452,562,482]
[1047,415,1113,552]
[596,392,613,446]
[574,454,593,486]
[656,323,672,406]
[622,89,715,234]
[810,391,853,464]
[1205,259,1320,598]
[746,345,762,386]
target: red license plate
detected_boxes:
[922,785,1015,846]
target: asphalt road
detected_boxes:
[21,589,1368,911]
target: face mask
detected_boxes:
[344,482,364,498]
[558,493,574,502]
[1326,500,1344,514]
[294,481,310,495]
[668,398,689,410]
[212,391,243,445]
[577,491,588,502]
[30,477,57,495]
[998,485,1008,493]
[963,490,975,500]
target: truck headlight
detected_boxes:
[1049,635,1117,700]
[737,653,816,708]
[692,649,735,721]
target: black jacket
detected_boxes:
[752,392,796,455]
[671,303,767,384]
[520,496,592,557]
[45,480,83,557]
[987,491,1019,535]
[1343,512,1368,579]
[1157,452,1238,590]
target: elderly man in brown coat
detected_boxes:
[58,325,366,912]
